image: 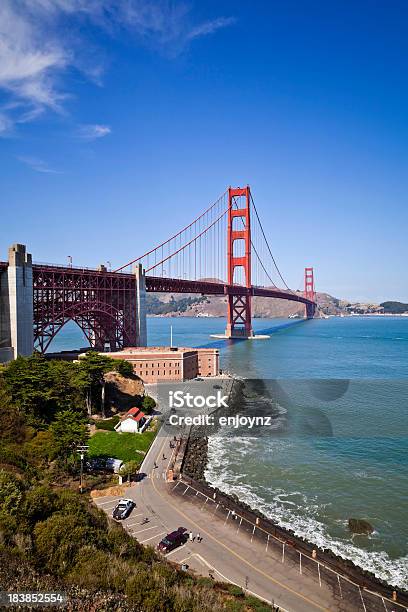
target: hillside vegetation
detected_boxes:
[380,301,408,314]
[0,353,273,611]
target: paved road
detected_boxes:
[94,426,351,612]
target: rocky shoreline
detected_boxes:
[181,394,408,602]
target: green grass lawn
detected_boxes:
[88,428,157,463]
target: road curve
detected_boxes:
[94,424,352,612]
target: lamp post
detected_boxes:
[76,444,89,493]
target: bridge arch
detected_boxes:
[34,301,127,354]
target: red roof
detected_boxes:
[123,407,146,423]
[127,406,139,416]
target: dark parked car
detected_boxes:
[157,527,188,553]
[112,499,135,520]
[86,457,124,474]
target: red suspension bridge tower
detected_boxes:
[225,186,253,338]
[304,267,316,319]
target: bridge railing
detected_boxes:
[32,262,134,277]
[173,475,407,612]
[33,261,100,271]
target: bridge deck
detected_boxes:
[0,262,316,309]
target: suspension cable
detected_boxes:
[145,207,228,274]
[231,197,277,288]
[249,192,296,294]
[113,189,228,272]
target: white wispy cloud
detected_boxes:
[17,155,61,173]
[186,17,236,41]
[0,112,13,135]
[78,123,111,140]
[0,1,235,133]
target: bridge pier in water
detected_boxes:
[225,186,254,339]
[304,267,316,319]
[223,187,317,337]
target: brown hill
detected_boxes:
[147,288,345,318]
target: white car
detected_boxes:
[112,499,135,520]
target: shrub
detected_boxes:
[67,547,131,591]
[24,485,58,525]
[196,577,215,589]
[142,395,156,413]
[33,513,101,575]
[106,524,147,563]
[225,601,245,612]
[0,470,23,517]
[94,416,120,431]
[24,430,58,464]
[245,595,273,612]
[228,585,244,597]
[126,569,171,611]
[112,360,134,378]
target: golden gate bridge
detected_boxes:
[0,186,316,357]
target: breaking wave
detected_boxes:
[205,436,408,590]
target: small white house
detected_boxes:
[115,407,149,433]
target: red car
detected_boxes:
[157,527,188,553]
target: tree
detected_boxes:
[73,352,133,415]
[113,360,133,378]
[4,354,57,424]
[142,395,156,413]
[49,410,88,462]
[0,377,26,443]
[119,460,140,484]
[3,355,83,426]
[72,353,108,416]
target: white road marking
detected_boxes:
[95,498,122,506]
[97,503,119,511]
[133,525,160,535]
[178,552,289,612]
[125,516,146,527]
[164,543,189,557]
[139,531,166,544]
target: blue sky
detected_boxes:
[1,0,407,302]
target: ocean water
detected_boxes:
[51,316,408,588]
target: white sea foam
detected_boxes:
[205,436,408,590]
[351,470,383,480]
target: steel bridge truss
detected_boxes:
[33,266,137,353]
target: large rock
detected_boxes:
[348,518,374,535]
[103,371,144,414]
